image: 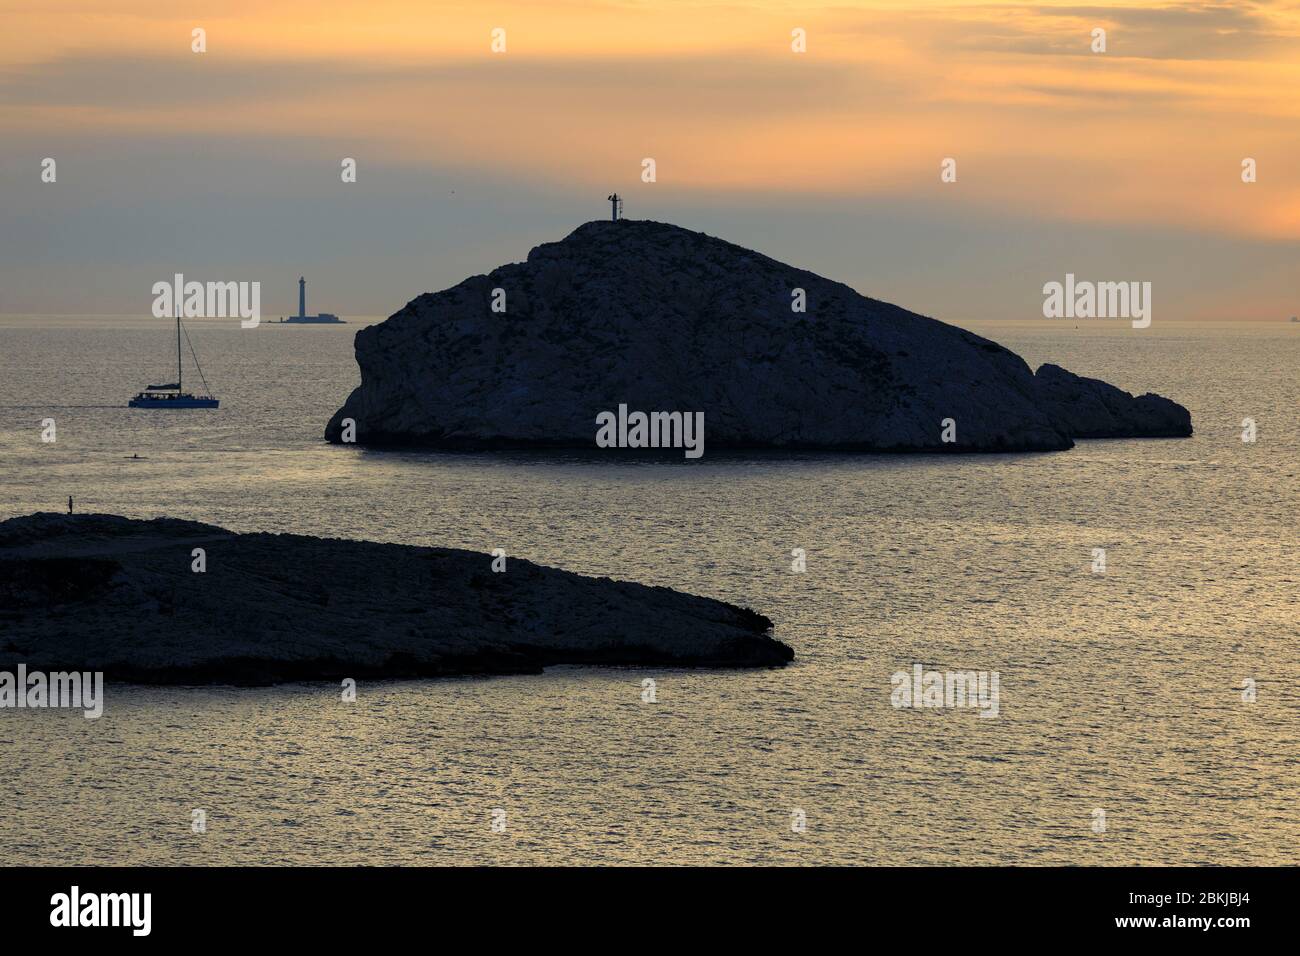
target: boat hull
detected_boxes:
[128,396,219,409]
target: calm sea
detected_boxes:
[0,315,1295,865]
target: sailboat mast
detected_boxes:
[176,305,182,391]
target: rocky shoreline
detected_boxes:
[0,513,792,685]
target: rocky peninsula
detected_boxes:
[0,513,791,684]
[325,219,1191,452]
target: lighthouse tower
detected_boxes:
[281,276,344,323]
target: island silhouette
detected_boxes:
[326,219,1191,451]
[0,513,790,684]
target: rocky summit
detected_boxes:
[0,513,791,684]
[325,219,1191,452]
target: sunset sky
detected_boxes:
[2,0,1298,320]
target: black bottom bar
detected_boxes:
[0,866,1284,942]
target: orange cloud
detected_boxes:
[4,1,1298,237]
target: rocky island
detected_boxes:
[325,219,1190,452]
[0,513,791,684]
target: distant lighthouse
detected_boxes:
[280,276,345,324]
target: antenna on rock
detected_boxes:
[606,193,623,221]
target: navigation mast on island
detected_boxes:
[607,193,623,221]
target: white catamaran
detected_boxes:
[128,308,219,408]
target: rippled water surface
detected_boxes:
[0,316,1295,864]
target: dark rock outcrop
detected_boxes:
[1034,363,1192,438]
[325,219,1190,452]
[0,513,791,684]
